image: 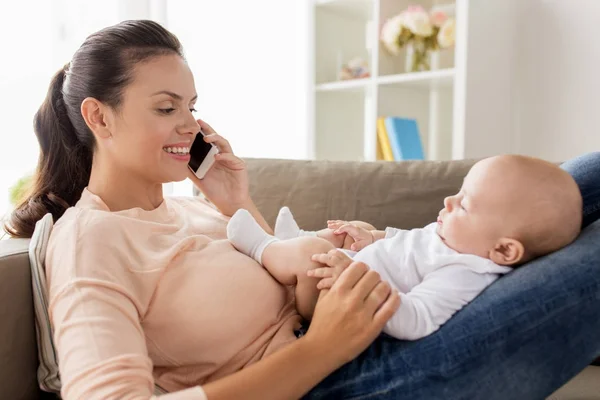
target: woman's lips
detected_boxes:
[167,153,190,161]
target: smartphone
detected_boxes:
[188,129,219,179]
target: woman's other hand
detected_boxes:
[303,261,401,367]
[187,119,250,216]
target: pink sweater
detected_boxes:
[46,189,301,399]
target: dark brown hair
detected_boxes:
[5,20,183,238]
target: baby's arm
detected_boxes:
[384,266,498,340]
[312,220,378,249]
[327,221,386,251]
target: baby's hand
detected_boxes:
[327,220,350,231]
[308,249,354,289]
[332,223,374,251]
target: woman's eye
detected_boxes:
[189,108,197,113]
[158,108,175,115]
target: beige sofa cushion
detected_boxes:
[244,158,477,231]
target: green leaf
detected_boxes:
[9,174,33,206]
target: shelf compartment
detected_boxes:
[315,90,369,161]
[316,0,372,19]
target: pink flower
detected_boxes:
[430,10,448,28]
[406,5,425,13]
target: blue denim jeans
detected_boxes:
[304,152,600,400]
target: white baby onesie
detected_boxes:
[348,222,513,340]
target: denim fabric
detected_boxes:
[305,152,600,400]
[561,152,600,229]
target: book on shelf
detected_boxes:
[376,116,424,161]
[376,138,385,160]
[376,117,394,161]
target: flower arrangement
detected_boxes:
[380,5,456,72]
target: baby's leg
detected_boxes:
[227,209,335,320]
[261,237,335,320]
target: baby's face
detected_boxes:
[436,159,525,258]
[437,155,582,264]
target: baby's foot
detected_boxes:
[274,206,317,239]
[227,209,277,264]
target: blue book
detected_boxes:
[383,117,424,160]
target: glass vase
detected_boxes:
[405,41,431,73]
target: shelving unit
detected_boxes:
[309,0,516,162]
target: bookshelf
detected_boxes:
[309,0,516,162]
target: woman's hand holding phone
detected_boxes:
[186,119,250,216]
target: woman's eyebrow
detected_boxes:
[151,90,198,102]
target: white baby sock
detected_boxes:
[227,209,278,264]
[274,206,318,240]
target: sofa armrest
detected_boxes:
[244,158,477,231]
[0,238,42,399]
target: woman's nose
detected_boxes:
[178,112,200,135]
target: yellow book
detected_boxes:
[376,117,395,161]
[376,134,384,160]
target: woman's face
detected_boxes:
[104,54,200,185]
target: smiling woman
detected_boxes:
[4,19,216,238]
[80,52,203,197]
[0,18,397,399]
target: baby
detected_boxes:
[227,155,583,340]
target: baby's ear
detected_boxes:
[489,238,525,266]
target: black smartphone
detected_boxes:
[188,130,219,179]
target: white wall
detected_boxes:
[456,0,519,160]
[166,0,311,161]
[163,0,311,196]
[512,0,600,162]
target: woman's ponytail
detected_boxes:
[4,65,92,238]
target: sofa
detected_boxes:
[1,157,598,399]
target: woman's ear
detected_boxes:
[489,238,525,266]
[80,97,113,139]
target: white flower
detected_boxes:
[380,14,405,55]
[437,18,455,48]
[404,9,433,37]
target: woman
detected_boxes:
[6,20,600,400]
